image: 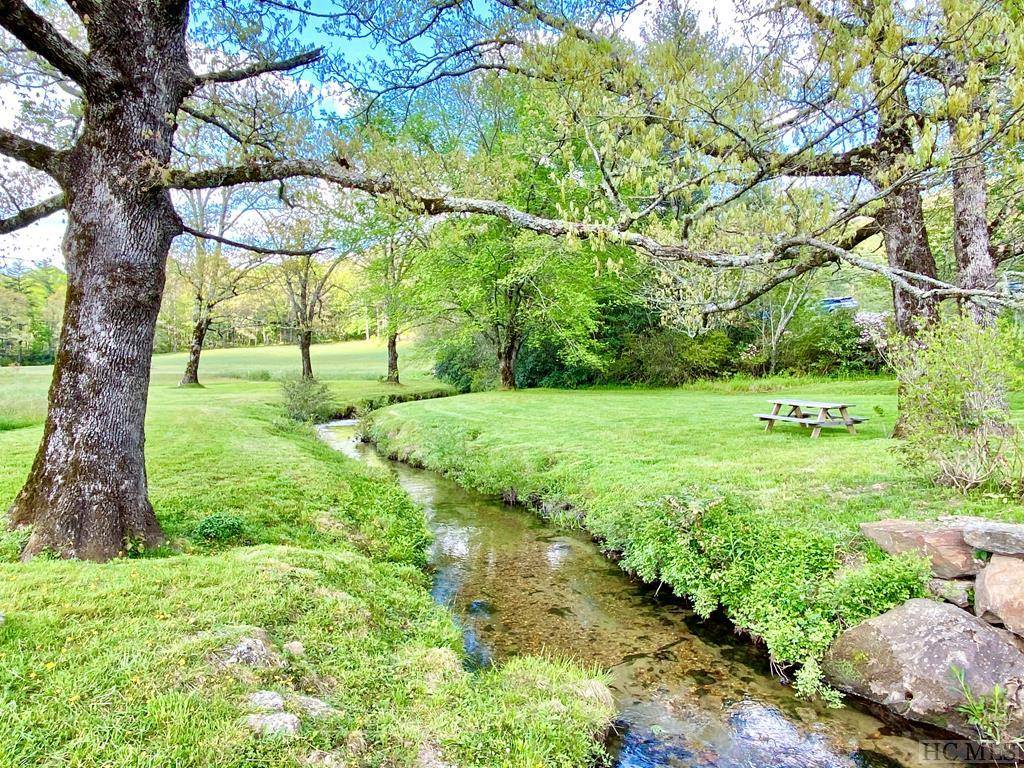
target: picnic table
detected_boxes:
[756,398,866,438]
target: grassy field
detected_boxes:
[0,339,446,432]
[0,341,611,768]
[365,378,1024,698]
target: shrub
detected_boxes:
[434,337,497,393]
[890,315,1024,493]
[607,329,736,385]
[193,512,247,543]
[244,369,273,381]
[280,375,336,422]
[782,309,885,375]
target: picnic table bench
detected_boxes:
[756,398,866,438]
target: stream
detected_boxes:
[319,420,942,768]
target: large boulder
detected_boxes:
[860,519,983,578]
[824,598,1024,738]
[975,555,1024,635]
[963,522,1024,557]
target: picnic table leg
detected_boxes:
[791,405,808,427]
[839,406,857,434]
[764,401,781,432]
[811,407,828,438]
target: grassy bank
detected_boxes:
[364,380,1024,698]
[0,342,611,767]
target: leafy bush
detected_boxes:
[890,316,1024,493]
[515,338,602,389]
[280,375,336,422]
[782,309,885,375]
[434,337,498,393]
[244,368,273,381]
[607,329,736,385]
[192,512,247,543]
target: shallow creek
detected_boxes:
[320,421,943,768]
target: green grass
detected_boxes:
[364,380,1024,698]
[0,341,610,767]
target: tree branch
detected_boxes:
[193,49,323,87]
[181,224,331,256]
[0,0,89,85]
[0,127,64,176]
[0,193,64,234]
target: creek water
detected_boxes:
[319,421,943,768]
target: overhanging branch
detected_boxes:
[181,224,331,256]
[162,157,1014,307]
[193,49,323,88]
[0,193,64,234]
[0,0,89,85]
[0,128,64,176]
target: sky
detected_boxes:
[0,0,741,270]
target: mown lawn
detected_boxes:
[365,378,1024,698]
[0,341,610,768]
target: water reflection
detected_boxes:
[319,422,940,768]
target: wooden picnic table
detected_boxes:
[756,398,866,438]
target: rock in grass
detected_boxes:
[975,555,1024,635]
[860,519,983,578]
[292,694,336,718]
[246,712,300,737]
[220,629,282,669]
[824,598,1024,738]
[963,521,1024,557]
[283,640,305,657]
[304,750,346,767]
[416,742,454,768]
[927,578,973,609]
[247,690,285,712]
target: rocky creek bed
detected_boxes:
[318,420,980,768]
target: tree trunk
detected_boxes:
[386,332,399,384]
[179,313,211,386]
[878,182,940,336]
[497,336,519,390]
[952,156,997,326]
[299,329,314,379]
[6,3,190,560]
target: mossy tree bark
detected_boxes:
[6,0,193,560]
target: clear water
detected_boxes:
[320,421,943,768]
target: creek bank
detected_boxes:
[328,387,452,420]
[347,427,958,766]
[361,420,1024,751]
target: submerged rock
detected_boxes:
[246,712,300,737]
[824,598,1024,738]
[928,578,973,609]
[860,520,983,578]
[975,555,1024,635]
[963,521,1024,556]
